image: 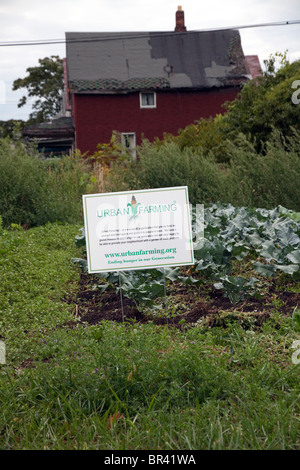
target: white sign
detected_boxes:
[82,187,194,273]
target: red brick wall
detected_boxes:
[73,88,239,154]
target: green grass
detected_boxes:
[0,224,299,450]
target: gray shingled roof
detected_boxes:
[66,30,250,93]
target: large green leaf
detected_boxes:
[75,228,86,247]
[275,227,300,247]
[287,250,300,265]
[275,264,299,275]
[254,262,277,278]
[259,241,282,263]
[71,257,88,272]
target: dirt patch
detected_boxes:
[70,272,300,329]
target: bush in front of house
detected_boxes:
[104,129,300,212]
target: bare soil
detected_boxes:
[71,272,300,329]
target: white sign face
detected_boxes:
[82,187,194,273]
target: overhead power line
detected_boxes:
[0,19,299,47]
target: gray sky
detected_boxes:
[0,0,299,120]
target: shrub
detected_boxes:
[223,54,300,150]
[104,129,300,212]
[105,140,228,205]
[174,115,232,163]
[227,130,300,211]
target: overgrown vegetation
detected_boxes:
[0,139,98,228]
[104,129,300,211]
[223,52,300,149]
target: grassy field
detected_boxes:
[0,223,299,450]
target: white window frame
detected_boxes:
[121,132,136,159]
[139,92,157,109]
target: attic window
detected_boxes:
[140,92,156,108]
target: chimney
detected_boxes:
[175,6,187,32]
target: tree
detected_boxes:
[0,120,25,139]
[149,54,300,162]
[222,52,300,150]
[12,55,64,124]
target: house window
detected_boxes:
[140,92,156,108]
[121,132,136,159]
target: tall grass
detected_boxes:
[0,139,46,227]
[227,131,300,210]
[0,139,97,228]
[105,130,300,212]
[105,140,228,205]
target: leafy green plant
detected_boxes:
[94,269,166,308]
[71,260,178,309]
[214,276,260,304]
[73,202,300,307]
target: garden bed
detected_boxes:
[73,271,300,329]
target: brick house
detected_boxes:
[65,7,260,155]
